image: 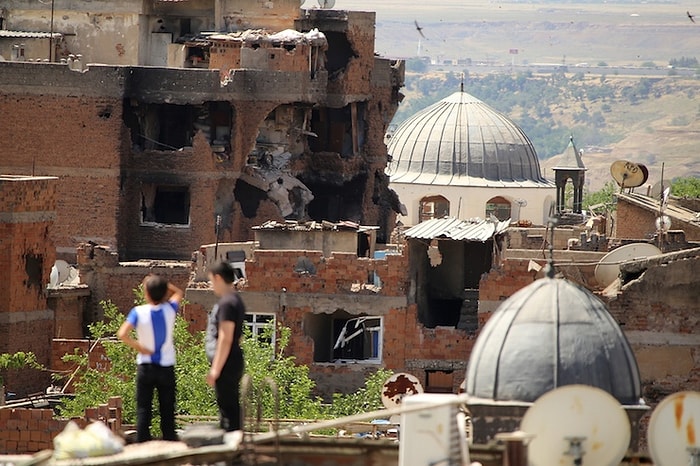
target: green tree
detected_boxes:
[0,351,44,401]
[57,288,394,435]
[671,177,700,198]
[583,181,617,210]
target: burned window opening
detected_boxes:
[141,184,191,225]
[123,100,232,153]
[419,195,450,222]
[24,254,43,290]
[233,179,268,219]
[301,175,366,224]
[412,239,493,329]
[324,31,357,78]
[485,196,512,221]
[304,311,382,363]
[309,103,366,157]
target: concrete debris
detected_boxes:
[209,27,328,47]
[255,219,362,231]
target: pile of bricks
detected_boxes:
[0,396,123,454]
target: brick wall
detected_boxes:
[76,243,192,322]
[48,287,91,339]
[0,95,123,259]
[0,176,58,394]
[0,396,123,454]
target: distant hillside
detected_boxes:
[392,71,700,191]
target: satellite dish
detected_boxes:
[48,260,79,288]
[521,385,631,466]
[317,0,335,8]
[515,198,528,208]
[610,160,649,188]
[647,391,700,466]
[594,243,662,287]
[381,372,423,409]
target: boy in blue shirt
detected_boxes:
[117,275,184,442]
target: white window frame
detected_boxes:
[332,316,383,364]
[245,312,276,347]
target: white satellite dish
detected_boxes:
[521,385,631,466]
[48,260,79,288]
[594,243,662,288]
[655,215,671,232]
[381,372,423,409]
[647,391,700,466]
[317,0,335,8]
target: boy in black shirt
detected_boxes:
[205,261,246,431]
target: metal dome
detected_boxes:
[465,277,642,405]
[387,90,551,187]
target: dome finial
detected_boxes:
[460,72,465,92]
[544,203,558,278]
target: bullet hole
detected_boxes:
[98,105,113,119]
[24,254,43,290]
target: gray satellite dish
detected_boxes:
[317,0,335,8]
[594,243,662,288]
[48,260,79,288]
[521,385,631,466]
[647,391,700,466]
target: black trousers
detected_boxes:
[215,352,244,431]
[136,364,177,442]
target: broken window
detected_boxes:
[141,184,190,225]
[425,370,454,394]
[245,313,275,346]
[123,100,232,153]
[24,254,43,290]
[309,102,366,157]
[485,196,511,221]
[233,179,268,219]
[302,174,367,223]
[419,195,450,222]
[304,311,382,363]
[411,239,493,330]
[324,31,357,79]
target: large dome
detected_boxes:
[465,277,642,405]
[387,90,550,187]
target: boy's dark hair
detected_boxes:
[209,261,236,284]
[145,275,168,303]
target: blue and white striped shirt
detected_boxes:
[126,301,179,366]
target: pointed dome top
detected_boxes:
[465,277,642,405]
[553,136,587,171]
[387,90,551,187]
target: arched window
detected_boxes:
[485,196,512,221]
[419,195,450,222]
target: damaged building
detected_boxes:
[0,1,404,261]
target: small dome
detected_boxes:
[387,90,550,187]
[466,277,641,405]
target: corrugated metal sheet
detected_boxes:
[403,217,510,242]
[0,30,62,39]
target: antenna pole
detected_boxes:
[214,214,222,260]
[544,204,557,278]
[658,162,665,251]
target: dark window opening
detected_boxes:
[304,311,382,363]
[123,100,232,153]
[25,254,43,290]
[425,370,454,394]
[324,31,357,77]
[180,18,192,36]
[309,103,366,157]
[245,313,275,345]
[301,174,366,224]
[485,196,512,221]
[411,239,492,329]
[419,195,450,222]
[141,185,190,225]
[233,179,268,219]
